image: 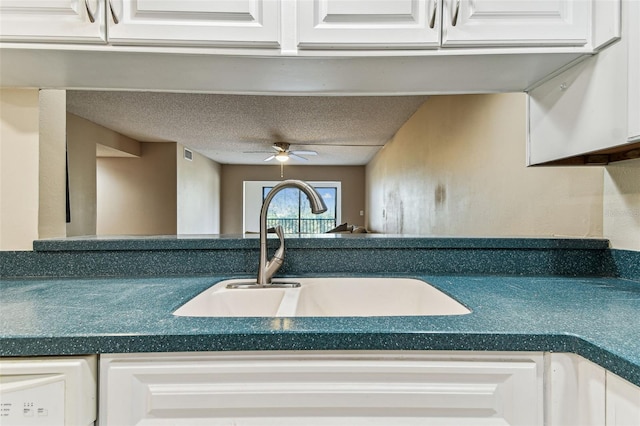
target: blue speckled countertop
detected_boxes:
[3,236,620,278]
[32,234,611,251]
[1,273,639,387]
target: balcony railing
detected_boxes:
[266,218,337,234]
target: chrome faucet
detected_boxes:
[257,180,327,286]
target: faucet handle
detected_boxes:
[261,224,285,284]
[273,225,285,260]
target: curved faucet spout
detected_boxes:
[257,180,327,285]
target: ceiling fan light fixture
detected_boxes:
[275,152,290,162]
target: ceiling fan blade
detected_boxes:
[295,143,384,147]
[289,153,309,162]
[290,150,317,156]
[243,151,274,154]
[263,155,276,162]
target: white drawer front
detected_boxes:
[100,351,543,425]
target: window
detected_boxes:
[262,186,337,234]
[243,181,341,234]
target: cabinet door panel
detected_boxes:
[298,0,440,49]
[0,0,106,43]
[442,0,590,47]
[100,352,543,425]
[107,0,280,47]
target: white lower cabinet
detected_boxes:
[99,351,640,425]
[545,353,607,425]
[606,371,640,426]
[99,351,544,425]
[546,353,640,426]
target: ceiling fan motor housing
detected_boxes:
[274,142,290,151]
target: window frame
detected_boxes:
[243,181,342,234]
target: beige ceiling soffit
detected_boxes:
[94,128,141,157]
[67,113,142,157]
[96,143,139,158]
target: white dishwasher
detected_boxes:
[0,355,97,426]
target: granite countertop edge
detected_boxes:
[0,330,637,387]
[32,235,611,251]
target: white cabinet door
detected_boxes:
[628,0,640,143]
[527,0,634,166]
[0,0,106,43]
[606,372,640,426]
[442,0,590,47]
[100,351,543,425]
[297,0,440,49]
[106,0,280,47]
[527,34,628,165]
[545,353,606,426]
[546,353,640,426]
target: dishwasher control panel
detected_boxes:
[0,356,96,426]
[0,379,64,425]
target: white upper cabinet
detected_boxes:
[628,0,640,143]
[0,0,106,43]
[442,0,590,47]
[106,0,280,47]
[527,37,628,165]
[298,0,592,50]
[0,0,621,94]
[527,0,636,166]
[0,0,610,51]
[297,0,440,49]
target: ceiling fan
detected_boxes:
[261,142,318,163]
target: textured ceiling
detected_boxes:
[66,91,428,166]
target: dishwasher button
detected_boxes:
[23,402,34,417]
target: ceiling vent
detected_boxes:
[184,148,193,161]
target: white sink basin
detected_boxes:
[173,277,470,318]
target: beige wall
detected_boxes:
[38,90,67,240]
[604,159,640,250]
[66,114,98,236]
[366,94,604,237]
[177,145,222,234]
[66,114,143,236]
[0,89,40,250]
[97,142,177,235]
[69,115,222,236]
[221,165,366,234]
